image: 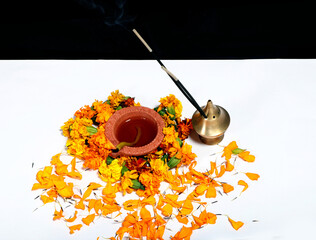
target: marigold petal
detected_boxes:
[245,172,260,181]
[178,226,193,239]
[69,224,82,234]
[161,203,173,217]
[82,214,95,226]
[226,160,234,172]
[228,217,244,230]
[205,185,217,198]
[140,207,152,222]
[40,195,55,204]
[238,180,249,193]
[216,165,226,178]
[194,184,208,196]
[176,214,189,224]
[180,199,193,215]
[238,151,255,162]
[53,209,63,221]
[65,211,78,222]
[222,183,234,194]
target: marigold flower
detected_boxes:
[159,94,183,118]
[150,158,169,177]
[177,118,193,140]
[98,159,122,183]
[74,105,96,119]
[108,90,125,108]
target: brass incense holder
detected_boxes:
[192,100,230,145]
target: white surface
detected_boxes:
[0,60,316,240]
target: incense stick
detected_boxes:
[132,29,207,118]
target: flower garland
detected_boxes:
[32,90,259,239]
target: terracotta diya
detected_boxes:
[105,106,165,157]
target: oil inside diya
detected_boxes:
[105,106,165,157]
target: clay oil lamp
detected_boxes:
[105,106,165,157]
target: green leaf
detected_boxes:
[158,109,167,116]
[91,115,98,125]
[161,153,168,163]
[86,126,98,135]
[106,156,114,165]
[167,156,181,169]
[116,106,122,110]
[121,165,129,176]
[131,179,145,190]
[123,96,131,100]
[104,100,111,105]
[167,105,176,116]
[176,137,183,147]
[232,148,245,155]
[90,106,95,111]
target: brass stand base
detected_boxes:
[199,134,224,145]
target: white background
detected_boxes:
[0,60,315,240]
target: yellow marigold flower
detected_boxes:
[66,138,86,158]
[108,90,124,108]
[159,94,183,118]
[68,118,93,139]
[150,158,169,177]
[96,104,114,124]
[61,118,75,138]
[98,159,122,183]
[167,141,181,157]
[161,114,176,127]
[162,126,178,146]
[120,170,138,195]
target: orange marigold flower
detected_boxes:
[92,101,115,124]
[177,118,193,140]
[74,105,96,119]
[121,97,136,107]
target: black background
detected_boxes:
[1,0,315,59]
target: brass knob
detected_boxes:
[192,100,230,145]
